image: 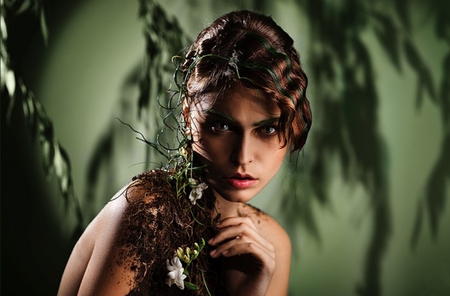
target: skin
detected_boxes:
[57,83,292,296]
[190,84,288,205]
[189,83,291,295]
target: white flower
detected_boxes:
[188,181,208,205]
[166,256,187,290]
[179,147,187,157]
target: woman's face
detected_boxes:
[189,83,288,204]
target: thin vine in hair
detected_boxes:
[114,52,229,294]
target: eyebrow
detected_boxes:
[206,109,237,122]
[253,117,280,126]
[206,109,280,126]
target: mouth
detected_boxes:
[224,174,257,189]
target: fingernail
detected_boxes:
[208,238,214,244]
[210,249,216,256]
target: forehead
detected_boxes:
[194,84,280,117]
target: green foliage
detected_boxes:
[2,0,448,295]
[176,239,210,293]
[276,0,449,295]
[1,0,82,225]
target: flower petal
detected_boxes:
[166,255,187,290]
[189,182,208,205]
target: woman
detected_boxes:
[58,9,311,296]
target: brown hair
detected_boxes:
[182,10,312,151]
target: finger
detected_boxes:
[210,232,275,261]
[209,221,270,250]
[212,239,276,271]
[223,241,275,260]
[216,216,258,231]
[210,216,260,246]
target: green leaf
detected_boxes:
[410,199,424,248]
[15,0,33,14]
[371,11,401,71]
[184,281,199,290]
[1,14,7,40]
[403,38,437,108]
[394,0,411,32]
[5,69,16,97]
[39,8,49,45]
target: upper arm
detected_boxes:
[58,184,140,296]
[57,225,96,296]
[77,193,137,296]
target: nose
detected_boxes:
[230,133,254,165]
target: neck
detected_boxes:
[212,191,241,221]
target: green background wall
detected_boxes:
[1,0,449,295]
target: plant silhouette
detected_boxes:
[1,0,448,295]
[277,1,449,296]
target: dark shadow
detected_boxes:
[411,52,450,246]
[280,0,448,295]
[2,0,448,295]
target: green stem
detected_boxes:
[201,269,212,296]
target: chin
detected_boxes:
[214,188,260,204]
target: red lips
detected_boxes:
[225,173,257,189]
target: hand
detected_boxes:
[208,217,276,296]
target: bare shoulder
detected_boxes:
[240,203,291,249]
[60,170,221,295]
[58,175,170,296]
[57,182,135,296]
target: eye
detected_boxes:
[211,122,231,133]
[258,126,278,135]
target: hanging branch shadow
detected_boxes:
[280,0,447,295]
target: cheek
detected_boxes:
[192,130,220,164]
[267,148,287,169]
[192,140,212,163]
